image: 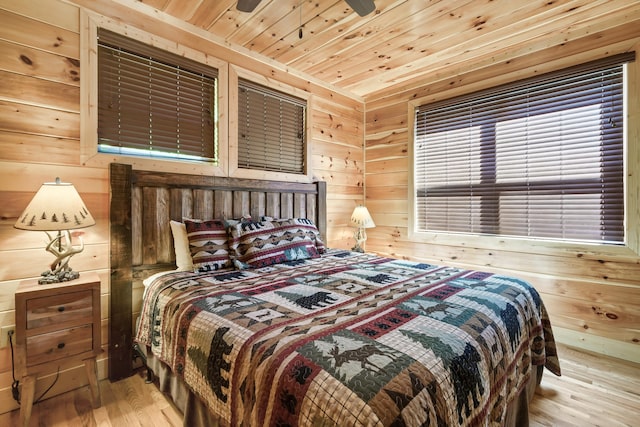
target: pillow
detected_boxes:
[263,217,326,254]
[223,215,252,229]
[184,219,232,272]
[228,219,319,268]
[169,220,193,271]
[142,270,177,288]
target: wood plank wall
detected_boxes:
[0,0,363,414]
[363,21,640,364]
[1,0,637,418]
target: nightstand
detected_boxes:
[14,272,102,427]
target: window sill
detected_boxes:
[408,229,638,259]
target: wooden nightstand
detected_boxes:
[14,272,102,427]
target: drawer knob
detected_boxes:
[58,306,65,312]
[57,343,65,349]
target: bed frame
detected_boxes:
[108,163,327,381]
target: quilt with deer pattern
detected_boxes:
[136,249,561,426]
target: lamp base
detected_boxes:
[39,229,85,284]
[38,269,80,285]
[352,227,366,253]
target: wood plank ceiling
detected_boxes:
[137,0,640,100]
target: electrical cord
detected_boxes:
[9,331,19,404]
[35,368,60,404]
[9,330,60,405]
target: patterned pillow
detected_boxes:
[228,219,319,268]
[262,217,326,254]
[184,219,232,272]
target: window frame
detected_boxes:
[408,54,640,257]
[229,65,312,183]
[80,11,229,176]
[96,28,219,163]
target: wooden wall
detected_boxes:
[0,0,363,414]
[364,20,640,364]
[1,0,638,418]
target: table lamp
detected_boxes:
[14,177,96,284]
[350,205,375,252]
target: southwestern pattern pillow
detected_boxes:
[184,219,232,272]
[228,219,319,268]
[262,217,326,254]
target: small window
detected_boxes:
[237,78,306,174]
[97,28,218,162]
[413,53,635,244]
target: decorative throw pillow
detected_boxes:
[169,220,193,271]
[228,219,319,268]
[223,215,252,230]
[266,217,326,254]
[184,219,232,272]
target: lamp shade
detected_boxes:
[14,178,96,231]
[350,206,375,229]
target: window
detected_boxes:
[413,53,634,244]
[237,78,306,174]
[97,28,218,162]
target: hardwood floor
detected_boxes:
[529,345,640,427]
[1,344,638,426]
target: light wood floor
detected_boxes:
[1,344,638,426]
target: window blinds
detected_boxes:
[237,78,306,174]
[414,53,634,243]
[97,28,218,161]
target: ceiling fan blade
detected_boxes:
[237,0,262,13]
[344,0,376,16]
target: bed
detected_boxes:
[109,163,561,426]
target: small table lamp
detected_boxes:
[14,177,96,284]
[350,205,375,252]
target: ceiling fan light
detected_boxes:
[237,0,262,13]
[345,0,376,16]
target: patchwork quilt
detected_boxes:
[136,250,560,426]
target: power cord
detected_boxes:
[9,331,20,404]
[9,330,61,405]
[35,368,60,403]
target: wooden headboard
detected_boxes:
[108,163,327,381]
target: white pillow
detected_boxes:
[142,270,176,288]
[170,220,194,271]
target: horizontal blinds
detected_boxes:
[237,78,306,174]
[97,28,218,161]
[414,53,634,243]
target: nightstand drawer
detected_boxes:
[26,324,93,367]
[26,290,92,330]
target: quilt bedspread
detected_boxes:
[136,250,560,426]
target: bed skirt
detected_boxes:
[139,344,544,427]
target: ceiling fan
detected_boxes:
[237,0,376,17]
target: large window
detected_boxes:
[97,28,218,162]
[237,78,306,174]
[413,53,634,244]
